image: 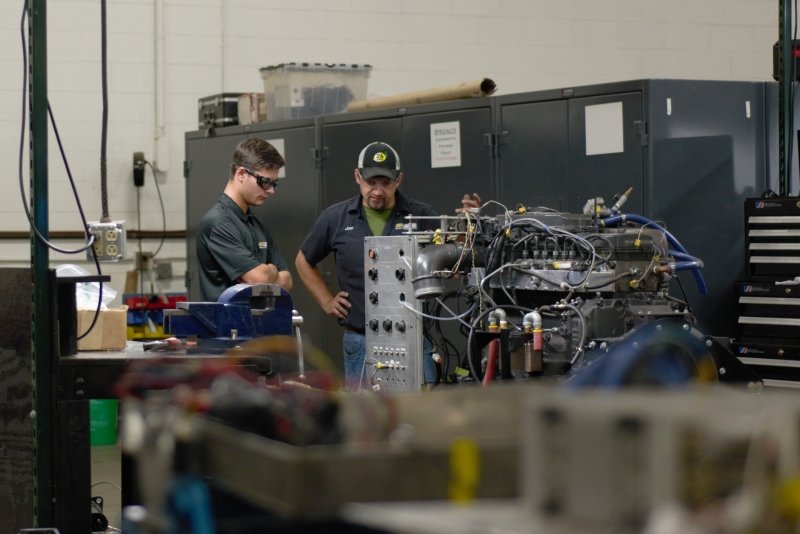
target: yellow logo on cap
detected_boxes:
[373,151,388,163]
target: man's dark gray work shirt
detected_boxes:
[299,191,438,333]
[197,193,288,301]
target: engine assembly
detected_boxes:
[364,195,760,391]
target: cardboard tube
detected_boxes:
[347,78,497,113]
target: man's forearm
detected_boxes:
[239,263,291,290]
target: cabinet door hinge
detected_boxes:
[484,131,509,157]
[634,120,648,147]
[311,147,329,169]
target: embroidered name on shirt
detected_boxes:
[344,226,354,231]
[258,241,267,250]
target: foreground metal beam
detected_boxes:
[29,0,53,527]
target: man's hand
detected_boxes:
[239,262,282,285]
[457,193,482,213]
[324,291,351,320]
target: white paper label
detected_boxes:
[430,121,461,168]
[585,102,624,156]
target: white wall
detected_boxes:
[0,0,777,304]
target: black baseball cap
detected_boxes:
[357,141,400,180]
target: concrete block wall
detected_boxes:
[0,0,778,305]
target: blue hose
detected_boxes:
[601,214,708,295]
[669,250,704,265]
[673,260,704,272]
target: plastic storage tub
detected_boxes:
[260,63,371,121]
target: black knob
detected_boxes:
[369,291,379,305]
[368,268,379,281]
[395,268,405,281]
[395,320,406,333]
[369,319,379,331]
[383,319,393,332]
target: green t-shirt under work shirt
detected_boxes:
[363,206,392,236]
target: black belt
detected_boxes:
[345,326,365,335]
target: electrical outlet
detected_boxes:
[87,221,126,262]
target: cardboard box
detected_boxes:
[238,93,266,125]
[77,305,128,351]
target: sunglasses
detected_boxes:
[242,167,279,190]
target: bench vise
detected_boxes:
[163,283,293,352]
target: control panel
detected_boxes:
[364,235,423,392]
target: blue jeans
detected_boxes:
[342,331,436,390]
[343,330,367,390]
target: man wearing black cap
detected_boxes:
[295,141,439,389]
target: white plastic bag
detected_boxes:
[56,264,117,310]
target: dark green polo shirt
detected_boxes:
[196,193,288,301]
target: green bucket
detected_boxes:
[89,399,118,446]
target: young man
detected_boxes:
[197,138,292,301]
[295,141,438,388]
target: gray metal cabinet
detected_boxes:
[497,96,570,210]
[185,133,244,299]
[646,80,767,337]
[497,82,646,215]
[320,99,495,213]
[399,99,494,214]
[185,79,771,359]
[567,91,645,214]
[496,79,767,337]
[320,112,403,207]
[398,100,495,361]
